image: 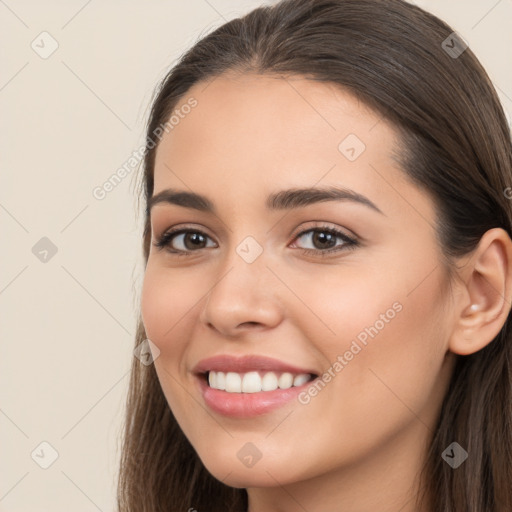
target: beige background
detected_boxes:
[1,1,511,510]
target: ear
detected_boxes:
[449,227,512,356]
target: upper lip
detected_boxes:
[193,355,318,376]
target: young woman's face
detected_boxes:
[141,73,458,489]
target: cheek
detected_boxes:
[291,255,449,429]
[140,263,203,428]
[339,275,447,425]
[287,262,406,360]
[140,262,202,349]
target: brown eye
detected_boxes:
[291,227,358,256]
[154,229,216,253]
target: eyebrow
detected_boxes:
[147,186,384,215]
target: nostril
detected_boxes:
[240,321,260,328]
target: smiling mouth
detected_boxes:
[202,370,317,393]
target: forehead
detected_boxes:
[151,72,430,223]
[158,72,385,156]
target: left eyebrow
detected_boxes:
[147,186,384,215]
[266,186,384,215]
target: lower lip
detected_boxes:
[196,375,313,418]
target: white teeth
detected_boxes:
[207,371,313,393]
[262,372,278,391]
[293,374,310,387]
[278,372,293,389]
[216,371,226,390]
[242,371,262,393]
[225,372,242,392]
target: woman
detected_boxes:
[117,0,512,510]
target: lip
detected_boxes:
[193,354,318,418]
[193,354,318,375]
[196,377,315,418]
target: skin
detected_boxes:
[141,72,512,512]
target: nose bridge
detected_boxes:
[234,234,266,267]
[213,232,270,300]
[199,231,282,334]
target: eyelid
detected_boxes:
[290,221,357,240]
[153,223,213,239]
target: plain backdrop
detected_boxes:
[1,1,511,510]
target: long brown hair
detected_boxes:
[117,1,512,510]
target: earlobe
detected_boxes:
[448,228,512,356]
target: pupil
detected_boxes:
[314,231,335,249]
[185,232,205,249]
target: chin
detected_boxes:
[197,450,306,489]
[207,466,286,489]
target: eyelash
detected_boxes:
[153,224,359,258]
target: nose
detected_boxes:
[198,246,284,338]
